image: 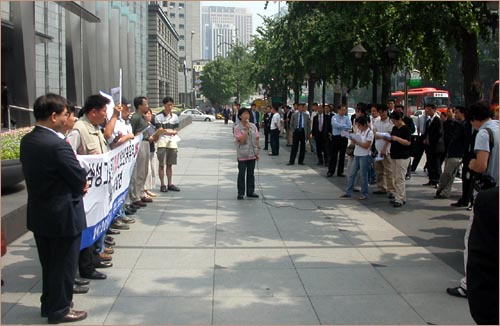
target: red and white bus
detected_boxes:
[391,87,450,115]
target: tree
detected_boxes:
[199,58,233,108]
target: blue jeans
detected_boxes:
[346,155,370,197]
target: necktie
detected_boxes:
[319,114,323,132]
[299,113,303,129]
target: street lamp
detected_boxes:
[349,43,367,105]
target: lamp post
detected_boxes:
[349,43,367,105]
[191,30,195,108]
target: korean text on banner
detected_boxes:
[78,135,142,249]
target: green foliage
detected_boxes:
[1,127,34,160]
[200,44,255,106]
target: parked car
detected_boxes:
[180,109,216,122]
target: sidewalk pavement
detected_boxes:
[1,120,474,325]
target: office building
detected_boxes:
[159,1,201,107]
[201,6,252,60]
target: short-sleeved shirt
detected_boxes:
[390,124,412,159]
[106,118,133,145]
[155,111,179,149]
[474,119,499,184]
[130,111,148,138]
[270,112,281,130]
[373,117,394,152]
[353,128,374,157]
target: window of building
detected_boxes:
[179,35,184,40]
[169,2,175,9]
[179,24,184,30]
[178,3,184,9]
[170,12,175,18]
[162,1,168,7]
[179,13,184,18]
[179,46,185,51]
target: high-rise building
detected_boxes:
[201,6,252,60]
[147,3,179,108]
[159,1,201,107]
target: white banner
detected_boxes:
[77,135,141,249]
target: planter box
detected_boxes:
[1,159,24,190]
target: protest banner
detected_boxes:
[78,135,141,249]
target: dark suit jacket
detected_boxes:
[424,116,445,153]
[263,112,272,131]
[20,126,87,237]
[249,110,260,130]
[324,113,333,135]
[312,114,329,138]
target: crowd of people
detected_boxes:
[20,93,182,324]
[231,98,498,324]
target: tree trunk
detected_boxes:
[372,65,379,104]
[322,79,326,106]
[461,28,482,107]
[381,63,393,105]
[293,82,300,104]
[307,76,315,110]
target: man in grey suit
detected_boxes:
[287,103,311,165]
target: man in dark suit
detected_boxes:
[20,93,88,324]
[312,105,328,165]
[421,104,445,186]
[249,103,260,131]
[262,106,272,150]
[287,103,311,165]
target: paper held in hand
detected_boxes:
[375,132,392,140]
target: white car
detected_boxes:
[180,109,215,122]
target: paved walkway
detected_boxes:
[1,120,474,325]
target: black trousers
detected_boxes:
[328,135,348,175]
[459,159,474,206]
[426,151,442,183]
[411,137,426,171]
[315,134,327,164]
[270,129,280,155]
[264,128,270,149]
[237,159,256,196]
[289,130,306,164]
[35,233,81,321]
[78,243,100,277]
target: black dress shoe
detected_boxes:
[298,162,304,165]
[104,238,115,246]
[74,278,90,286]
[95,261,113,269]
[237,195,244,200]
[317,162,323,165]
[124,208,136,215]
[450,201,467,207]
[247,193,259,198]
[81,270,107,280]
[337,174,345,177]
[326,172,333,177]
[106,228,120,235]
[48,310,88,324]
[73,285,89,294]
[129,203,141,209]
[286,162,294,166]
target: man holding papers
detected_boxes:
[155,96,181,193]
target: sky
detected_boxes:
[201,1,287,35]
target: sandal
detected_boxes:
[358,195,367,200]
[145,190,157,197]
[160,185,168,193]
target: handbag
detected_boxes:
[346,143,355,156]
